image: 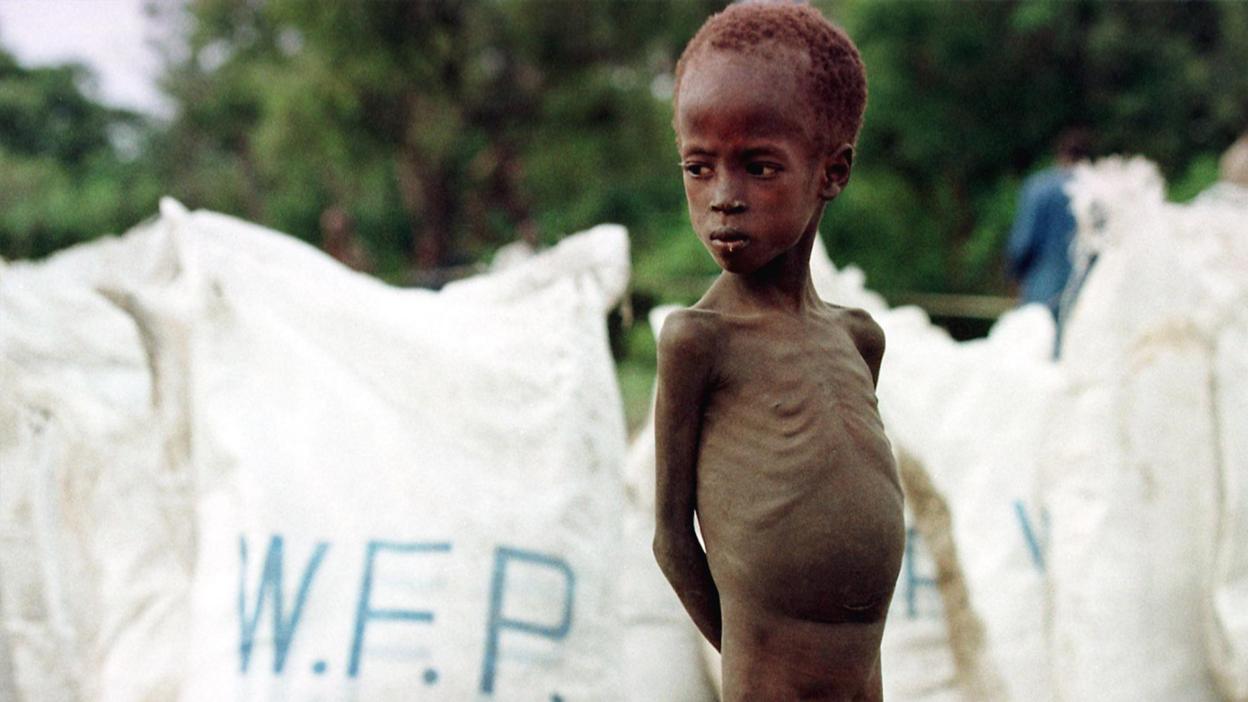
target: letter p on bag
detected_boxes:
[479,546,576,695]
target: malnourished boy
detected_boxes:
[652,4,904,700]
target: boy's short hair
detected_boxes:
[673,2,867,151]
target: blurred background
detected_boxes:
[2,0,1246,430]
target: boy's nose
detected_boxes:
[710,197,747,213]
[710,185,747,213]
[710,174,747,213]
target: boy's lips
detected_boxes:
[709,227,750,254]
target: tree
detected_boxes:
[147,0,715,277]
[0,47,160,260]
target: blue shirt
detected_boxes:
[1007,167,1076,317]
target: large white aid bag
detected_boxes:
[1047,158,1231,701]
[153,203,629,701]
[2,199,632,701]
[879,304,1060,702]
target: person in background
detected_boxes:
[1006,129,1093,322]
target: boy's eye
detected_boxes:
[746,162,780,177]
[682,162,711,178]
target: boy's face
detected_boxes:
[675,49,850,275]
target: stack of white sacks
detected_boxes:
[871,156,1246,702]
[1,155,1245,701]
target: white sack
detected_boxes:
[880,305,1059,702]
[2,199,633,702]
[113,202,631,702]
[1048,157,1228,701]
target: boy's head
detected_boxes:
[672,3,866,274]
[674,2,867,154]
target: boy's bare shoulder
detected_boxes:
[839,305,884,346]
[657,307,726,363]
[823,303,886,380]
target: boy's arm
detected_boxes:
[652,311,722,650]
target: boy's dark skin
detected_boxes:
[653,47,905,701]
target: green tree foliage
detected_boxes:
[0,48,160,259]
[146,0,719,278]
[5,1,1243,429]
[3,0,1245,299]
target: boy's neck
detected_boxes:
[716,230,821,315]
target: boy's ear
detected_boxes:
[818,143,854,201]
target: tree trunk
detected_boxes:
[395,149,454,270]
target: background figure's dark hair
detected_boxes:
[1055,128,1094,162]
[673,2,867,151]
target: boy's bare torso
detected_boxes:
[674,292,904,700]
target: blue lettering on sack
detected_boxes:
[901,527,939,620]
[347,540,452,677]
[479,546,576,695]
[236,534,578,698]
[238,535,329,673]
[1014,500,1049,572]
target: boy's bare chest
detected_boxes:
[693,316,893,487]
[707,319,876,418]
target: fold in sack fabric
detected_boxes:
[1051,158,1245,702]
